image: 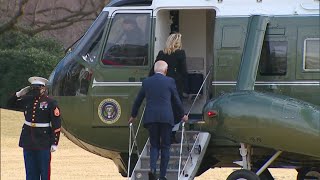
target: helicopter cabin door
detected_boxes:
[92,10,153,127]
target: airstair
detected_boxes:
[128,63,213,180]
[129,129,211,180]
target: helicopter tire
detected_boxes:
[226,169,260,180]
[297,167,320,180]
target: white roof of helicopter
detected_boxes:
[104,0,319,16]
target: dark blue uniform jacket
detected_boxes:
[131,73,185,127]
[7,94,61,149]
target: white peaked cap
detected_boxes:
[28,76,48,86]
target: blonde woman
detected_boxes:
[151,33,188,98]
[150,33,188,143]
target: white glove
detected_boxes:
[50,145,58,152]
[16,86,31,97]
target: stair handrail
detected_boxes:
[178,65,213,179]
[127,106,145,180]
[178,122,187,178]
[178,133,201,179]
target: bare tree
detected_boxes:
[0,0,110,47]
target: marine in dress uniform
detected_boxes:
[7,76,61,180]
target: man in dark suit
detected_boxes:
[129,60,188,180]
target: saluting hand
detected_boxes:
[16,86,31,97]
[182,115,188,122]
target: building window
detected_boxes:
[101,13,150,66]
[304,38,320,71]
[259,41,288,76]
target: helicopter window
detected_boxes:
[78,11,109,64]
[50,53,93,97]
[303,38,320,71]
[101,13,150,66]
[259,41,288,76]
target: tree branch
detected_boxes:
[0,0,29,34]
[0,0,109,35]
[14,9,96,35]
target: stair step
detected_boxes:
[130,132,211,180]
[146,144,192,156]
[188,119,205,124]
[188,114,202,120]
[188,114,203,124]
[140,156,189,169]
[170,144,194,156]
[133,169,179,180]
[175,131,200,143]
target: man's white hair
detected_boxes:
[154,60,168,74]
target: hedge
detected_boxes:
[0,31,64,107]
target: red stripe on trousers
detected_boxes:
[48,153,51,180]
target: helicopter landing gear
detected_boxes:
[229,143,259,179]
[233,143,253,170]
[232,143,282,180]
[255,151,282,177]
[252,167,274,180]
[297,167,320,180]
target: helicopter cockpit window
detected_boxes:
[101,13,150,66]
[259,41,288,76]
[303,38,320,71]
[78,11,109,64]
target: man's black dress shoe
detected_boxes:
[158,177,167,180]
[148,171,156,180]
